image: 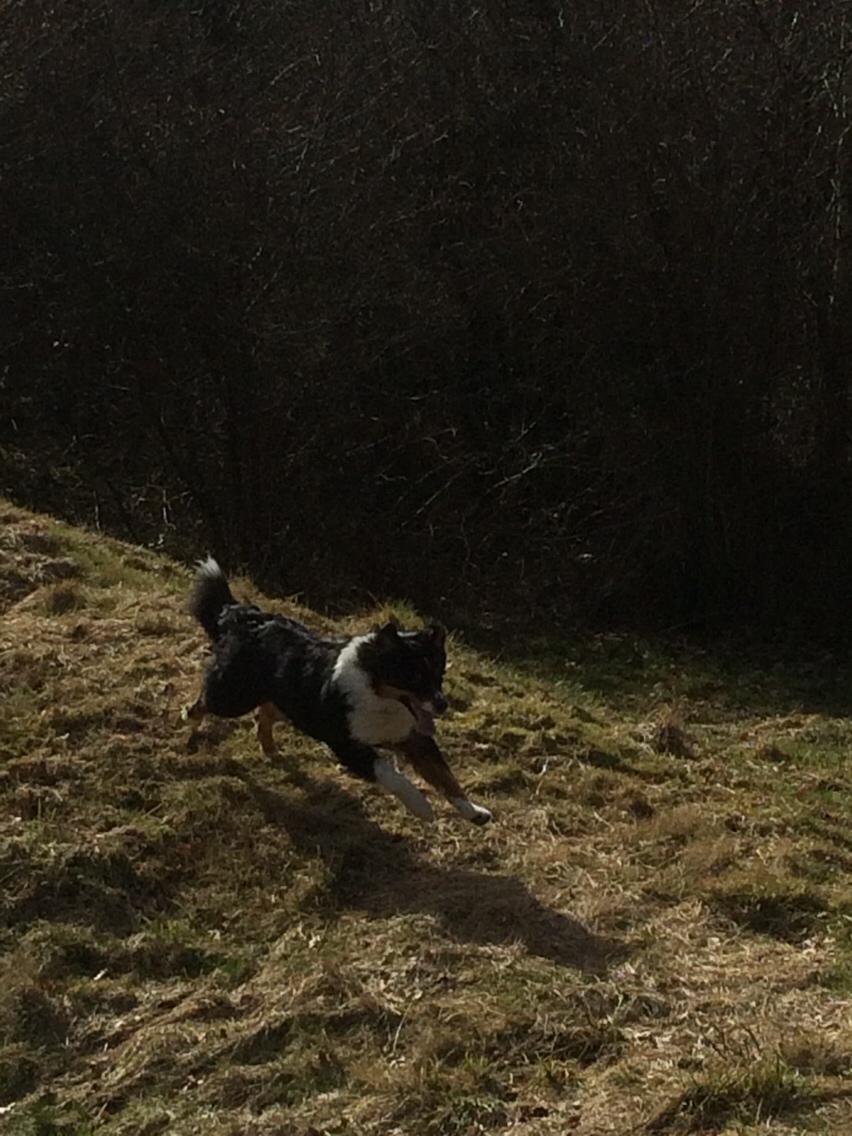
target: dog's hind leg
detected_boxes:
[181,696,207,753]
[256,702,284,759]
[397,733,492,825]
[182,697,206,723]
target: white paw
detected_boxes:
[450,798,493,825]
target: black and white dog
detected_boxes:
[183,559,492,825]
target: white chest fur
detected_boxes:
[331,635,414,746]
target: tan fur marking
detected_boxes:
[255,702,285,758]
[373,681,414,704]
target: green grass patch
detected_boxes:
[3,1096,98,1136]
[646,1054,819,1133]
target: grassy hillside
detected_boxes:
[0,500,850,1135]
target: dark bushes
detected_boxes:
[2,2,850,637]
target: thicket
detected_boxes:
[2,1,851,637]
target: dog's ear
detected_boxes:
[375,618,400,641]
[424,622,446,648]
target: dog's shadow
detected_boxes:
[230,759,626,973]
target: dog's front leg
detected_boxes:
[396,733,492,825]
[330,739,434,821]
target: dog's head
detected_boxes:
[361,620,448,735]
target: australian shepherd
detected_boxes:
[183,559,492,825]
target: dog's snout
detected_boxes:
[432,692,448,715]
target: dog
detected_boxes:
[183,558,492,825]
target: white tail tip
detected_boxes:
[196,555,223,578]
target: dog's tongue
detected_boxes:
[410,701,436,736]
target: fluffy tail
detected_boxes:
[187,557,237,641]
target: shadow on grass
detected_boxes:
[455,623,852,720]
[235,763,626,974]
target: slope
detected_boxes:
[0,500,850,1135]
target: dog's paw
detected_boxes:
[467,803,493,826]
[450,797,493,825]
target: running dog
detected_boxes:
[183,559,492,825]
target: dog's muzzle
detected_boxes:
[403,692,447,736]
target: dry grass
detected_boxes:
[0,499,851,1134]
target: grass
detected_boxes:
[0,498,851,1133]
[645,1053,816,1133]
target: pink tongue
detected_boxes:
[412,703,435,736]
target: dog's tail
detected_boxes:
[187,557,237,641]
